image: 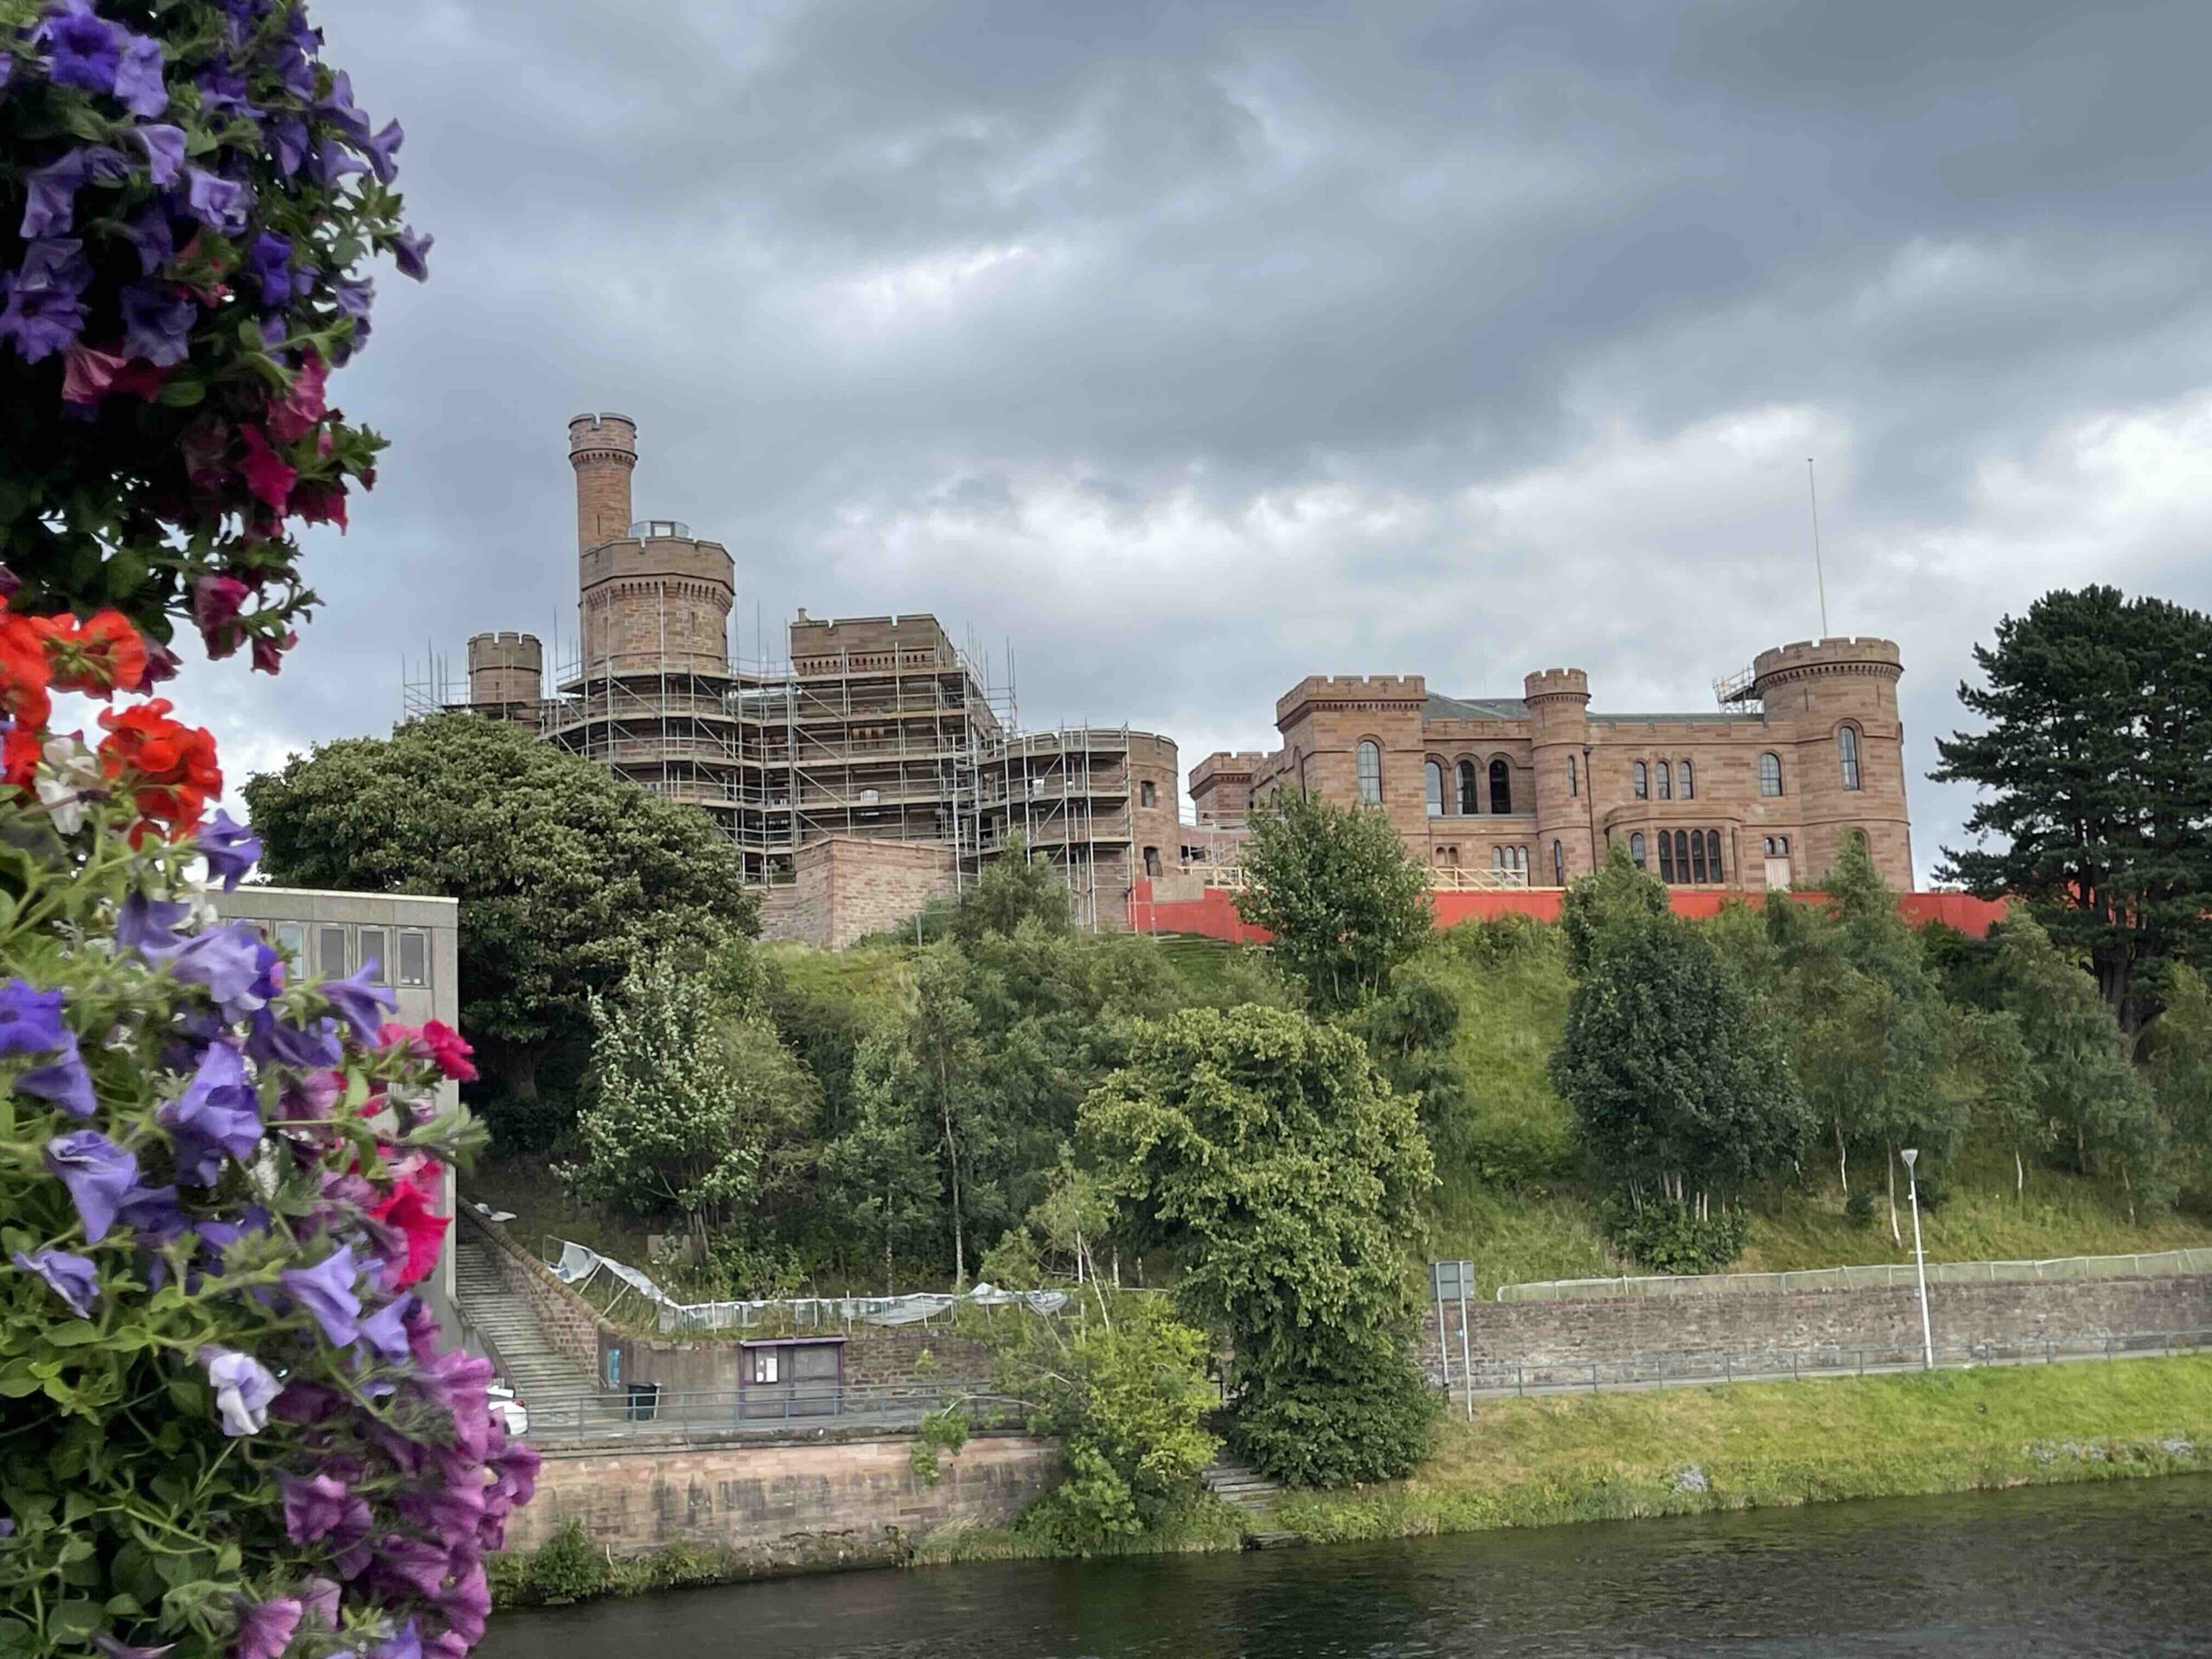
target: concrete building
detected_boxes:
[1191,640,1915,894]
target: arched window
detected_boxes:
[1706,830,1723,883]
[1838,724,1862,791]
[1140,781,1157,808]
[1552,840,1565,887]
[1679,760,1694,800]
[1425,760,1445,816]
[1567,753,1579,798]
[1656,761,1672,800]
[1758,753,1783,798]
[1658,832,1676,882]
[1457,760,1479,816]
[1630,831,1647,869]
[1675,831,1692,880]
[1142,847,1162,877]
[1632,761,1649,799]
[1356,740,1382,804]
[1489,758,1512,814]
[1690,831,1708,883]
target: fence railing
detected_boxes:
[515,1380,1027,1446]
[1438,1327,2212,1400]
[1496,1249,2212,1303]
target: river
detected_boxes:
[480,1474,2212,1657]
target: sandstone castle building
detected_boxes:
[427,414,1915,946]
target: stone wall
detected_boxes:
[461,1208,617,1379]
[505,1432,1058,1566]
[757,836,958,950]
[1418,1274,2212,1380]
[612,1321,993,1395]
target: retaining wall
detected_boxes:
[609,1321,993,1395]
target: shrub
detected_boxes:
[1601,1198,1751,1275]
[525,1520,607,1604]
[1229,1343,1439,1489]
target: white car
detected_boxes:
[487,1382,529,1439]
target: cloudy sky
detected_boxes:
[194,0,2212,883]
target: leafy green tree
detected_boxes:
[245,715,759,1110]
[1560,840,1671,975]
[1552,853,1808,1262]
[952,834,1074,944]
[1351,957,1472,1154]
[1934,587,2212,1046]
[2145,967,2212,1182]
[1233,791,1433,1012]
[1082,1005,1437,1485]
[818,1032,946,1292]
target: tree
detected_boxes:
[951,834,1073,944]
[1934,587,2212,1046]
[818,1033,946,1293]
[1081,1005,1438,1485]
[1350,957,1472,1154]
[244,715,759,1109]
[1232,791,1433,1013]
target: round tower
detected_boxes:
[1523,669,1592,884]
[467,631,543,707]
[1749,637,1911,890]
[568,412,638,554]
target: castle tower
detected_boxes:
[1749,637,1911,889]
[467,631,542,710]
[568,413,637,554]
[1522,668,1592,884]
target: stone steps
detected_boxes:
[451,1234,598,1410]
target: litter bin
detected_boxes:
[626,1381,660,1423]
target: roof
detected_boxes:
[1425,694,1530,721]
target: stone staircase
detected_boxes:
[452,1233,596,1409]
[1201,1459,1301,1548]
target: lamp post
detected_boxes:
[1903,1148,1934,1370]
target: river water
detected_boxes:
[480,1475,2212,1657]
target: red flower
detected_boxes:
[192,575,252,658]
[37,611,149,700]
[267,351,328,444]
[2,724,39,791]
[237,425,297,513]
[0,614,53,730]
[97,697,221,842]
[421,1020,480,1084]
[366,1168,450,1289]
[251,629,296,676]
[291,480,348,531]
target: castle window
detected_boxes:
[1552,841,1565,887]
[1679,760,1694,800]
[1143,847,1162,878]
[1657,832,1675,882]
[1425,760,1446,817]
[1630,832,1647,869]
[1141,781,1157,808]
[1838,724,1862,791]
[1567,753,1579,797]
[1656,761,1672,800]
[1457,760,1479,816]
[1759,753,1783,798]
[1633,761,1649,799]
[1690,831,1708,883]
[1356,741,1382,804]
[1706,830,1724,883]
[1489,758,1512,814]
[1675,831,1692,881]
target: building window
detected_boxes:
[1679,760,1694,800]
[1140,780,1157,808]
[1706,830,1724,883]
[1567,753,1579,798]
[275,921,307,963]
[316,925,348,979]
[1425,760,1445,816]
[1630,831,1647,870]
[1656,761,1672,800]
[1759,753,1783,798]
[1763,835,1790,857]
[1143,847,1162,878]
[1632,761,1649,799]
[1658,832,1676,882]
[1839,724,1862,791]
[1489,758,1512,814]
[397,930,430,988]
[1356,740,1382,804]
[357,926,389,980]
[1690,832,1708,883]
[1552,840,1565,887]
[1457,760,1479,816]
[1675,831,1692,880]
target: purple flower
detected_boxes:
[318,68,371,142]
[196,810,261,891]
[357,1296,412,1361]
[119,205,174,276]
[201,1345,280,1435]
[333,275,373,319]
[158,1042,263,1185]
[194,62,250,116]
[112,30,165,117]
[243,232,296,309]
[116,1180,186,1243]
[282,1244,361,1347]
[232,1596,300,1659]
[279,1471,353,1543]
[44,1129,137,1243]
[130,124,185,187]
[0,239,91,361]
[310,137,367,189]
[319,961,397,1045]
[246,1007,342,1071]
[10,1248,98,1318]
[392,226,431,282]
[22,153,87,239]
[373,1622,423,1659]
[19,1030,95,1117]
[117,891,190,953]
[34,1,121,96]
[372,1536,450,1601]
[296,1579,340,1632]
[365,118,404,184]
[119,279,192,367]
[158,923,271,1014]
[183,167,251,235]
[0,979,65,1055]
[270,115,308,177]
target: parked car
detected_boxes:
[487,1382,529,1438]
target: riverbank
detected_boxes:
[489,1355,2212,1606]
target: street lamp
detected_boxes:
[1902,1148,1934,1370]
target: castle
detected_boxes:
[435,415,1914,948]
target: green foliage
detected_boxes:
[2145,968,2212,1183]
[524,1519,607,1603]
[245,715,760,1117]
[817,1032,944,1293]
[1231,792,1433,1012]
[1934,586,2212,1042]
[1600,1198,1751,1274]
[952,836,1074,944]
[1349,957,1472,1154]
[1560,842,1671,975]
[1427,918,1575,1185]
[910,1405,971,1485]
[1082,1005,1436,1485]
[1229,1340,1439,1490]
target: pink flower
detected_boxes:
[290,480,349,531]
[231,1598,300,1659]
[60,342,130,405]
[191,575,251,658]
[251,630,295,675]
[266,351,327,444]
[236,426,296,513]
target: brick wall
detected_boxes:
[1417,1274,2212,1379]
[756,837,959,950]
[616,1321,994,1394]
[505,1432,1059,1564]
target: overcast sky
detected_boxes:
[194,0,2212,885]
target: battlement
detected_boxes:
[467,631,543,708]
[567,412,638,459]
[1192,750,1268,781]
[467,631,543,663]
[1522,667,1591,701]
[1752,636,1904,693]
[1275,674,1428,725]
